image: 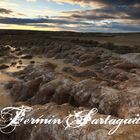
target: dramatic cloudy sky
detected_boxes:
[0,0,139,32]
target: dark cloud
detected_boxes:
[57,21,140,32]
[93,0,140,6]
[0,8,25,17]
[0,17,48,24]
[67,5,140,20]
[62,0,140,6]
[0,17,90,25]
[0,8,12,14]
[109,22,140,31]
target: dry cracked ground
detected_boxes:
[0,31,140,140]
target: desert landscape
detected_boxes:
[0,30,140,140]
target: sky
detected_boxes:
[0,0,139,32]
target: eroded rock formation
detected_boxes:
[0,39,140,140]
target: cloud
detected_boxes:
[92,0,140,6]
[0,8,12,14]
[0,1,18,9]
[0,17,90,25]
[61,4,140,21]
[0,8,26,18]
[51,0,140,7]
[51,0,101,7]
[0,17,47,25]
[26,0,37,2]
[0,15,139,32]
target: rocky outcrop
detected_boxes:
[8,44,140,119]
[13,61,57,81]
[121,53,140,65]
[73,70,97,78]
[8,103,140,140]
[11,77,43,102]
[30,77,73,105]
[1,39,140,140]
